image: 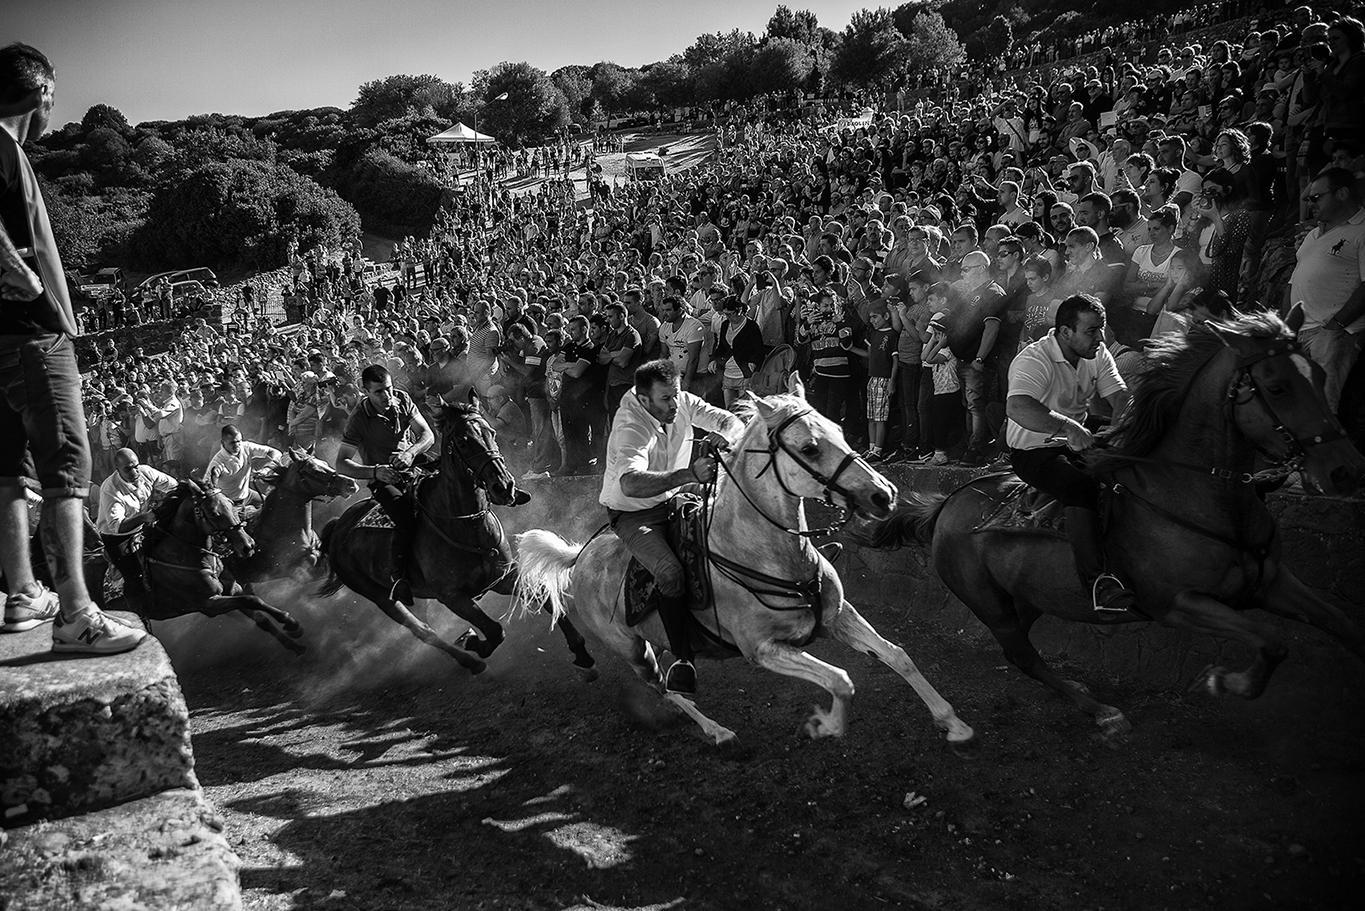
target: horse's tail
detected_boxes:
[846,492,949,550]
[512,529,584,625]
[315,518,345,599]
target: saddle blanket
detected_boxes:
[623,493,712,627]
[354,500,396,531]
[971,475,1068,538]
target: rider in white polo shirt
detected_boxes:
[600,358,743,695]
[1004,294,1132,612]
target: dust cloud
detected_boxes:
[154,477,612,707]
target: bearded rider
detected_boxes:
[599,358,743,696]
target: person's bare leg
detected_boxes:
[0,485,37,592]
[38,496,98,620]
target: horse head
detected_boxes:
[1208,306,1364,497]
[285,447,360,501]
[439,404,527,507]
[739,372,897,521]
[185,478,257,558]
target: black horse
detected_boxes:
[318,404,595,675]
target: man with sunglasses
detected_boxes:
[1290,167,1365,415]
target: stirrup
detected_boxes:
[664,660,696,696]
[388,575,414,606]
[1092,574,1135,613]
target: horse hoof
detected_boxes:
[716,734,750,760]
[574,663,600,683]
[802,707,843,739]
[1096,709,1131,737]
[285,623,303,639]
[456,630,501,660]
[1197,665,1227,696]
[290,644,307,657]
[948,733,982,760]
[464,659,487,675]
[1063,679,1091,696]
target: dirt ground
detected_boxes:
[169,581,1365,911]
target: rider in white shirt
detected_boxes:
[600,359,743,695]
[96,448,179,612]
[203,423,282,507]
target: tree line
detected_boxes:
[31,0,1202,277]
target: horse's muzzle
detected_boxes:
[1301,439,1364,497]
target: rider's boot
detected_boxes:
[1064,507,1136,613]
[657,593,696,695]
[388,518,416,607]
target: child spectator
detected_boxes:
[849,304,899,461]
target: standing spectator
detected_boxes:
[849,304,899,461]
[711,294,764,410]
[891,272,932,461]
[944,251,1008,465]
[657,297,706,394]
[795,287,853,423]
[1196,168,1253,303]
[0,47,141,653]
[1290,167,1365,416]
[598,302,642,423]
[506,323,557,480]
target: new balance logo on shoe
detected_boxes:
[76,626,103,645]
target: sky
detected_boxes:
[14,0,870,128]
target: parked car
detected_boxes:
[80,267,128,299]
[135,267,219,295]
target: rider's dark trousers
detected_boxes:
[370,480,416,579]
[608,502,692,664]
[1010,446,1106,585]
[101,532,146,607]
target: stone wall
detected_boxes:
[496,466,1365,691]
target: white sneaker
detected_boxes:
[2,582,60,632]
[521,470,550,481]
[51,609,147,655]
[931,451,950,465]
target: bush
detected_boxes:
[132,159,360,272]
[332,148,443,239]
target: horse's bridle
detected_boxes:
[1103,337,1345,486]
[1224,341,1348,482]
[723,408,874,538]
[445,417,511,496]
[1106,336,1347,598]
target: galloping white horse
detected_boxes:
[515,376,976,754]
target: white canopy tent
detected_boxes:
[425,122,497,145]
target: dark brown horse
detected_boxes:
[224,448,359,589]
[141,479,305,654]
[318,404,595,675]
[848,311,1365,735]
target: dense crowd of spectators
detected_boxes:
[992,1,1263,71]
[75,0,1365,487]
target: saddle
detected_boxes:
[623,493,712,627]
[971,474,1068,538]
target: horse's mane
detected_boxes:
[439,402,481,437]
[149,481,198,532]
[1089,311,1291,475]
[731,391,808,432]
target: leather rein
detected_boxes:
[695,409,873,630]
